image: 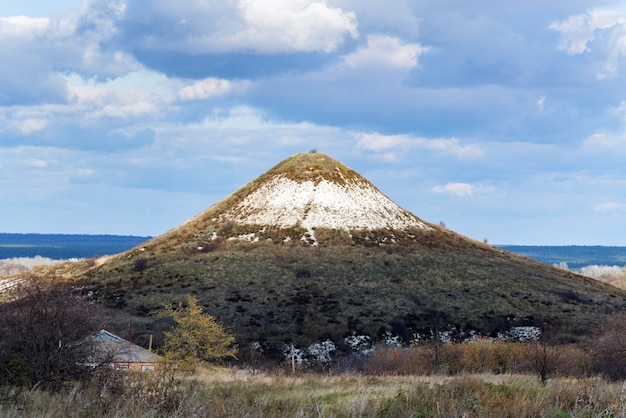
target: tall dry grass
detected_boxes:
[2,369,626,417]
[0,256,68,276]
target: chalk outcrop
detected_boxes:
[220,154,430,232]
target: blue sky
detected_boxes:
[1,0,625,245]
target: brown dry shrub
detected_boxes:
[313,228,354,246]
[588,313,626,381]
[363,340,589,378]
[363,347,419,375]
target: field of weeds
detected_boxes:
[2,369,626,417]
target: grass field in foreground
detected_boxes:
[2,370,625,417]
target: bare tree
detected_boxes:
[0,276,101,389]
[525,323,560,385]
[589,313,626,381]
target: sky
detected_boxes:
[1,1,626,245]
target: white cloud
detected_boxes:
[357,132,484,159]
[0,16,49,38]
[357,133,412,151]
[593,201,625,212]
[28,159,48,168]
[579,131,626,154]
[537,96,546,112]
[147,0,359,54]
[550,8,626,78]
[432,182,476,197]
[343,35,427,69]
[237,0,358,53]
[177,78,233,101]
[95,101,159,119]
[550,9,626,54]
[76,168,96,177]
[61,72,176,121]
[11,118,48,135]
[0,3,144,108]
[75,0,127,40]
[80,49,141,79]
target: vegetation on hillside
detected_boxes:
[75,232,626,356]
[63,153,625,350]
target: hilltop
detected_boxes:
[42,152,626,357]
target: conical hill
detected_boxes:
[141,152,431,252]
[76,152,626,357]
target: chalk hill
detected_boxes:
[74,152,626,353]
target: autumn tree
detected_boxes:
[159,295,237,374]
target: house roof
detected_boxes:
[90,329,161,364]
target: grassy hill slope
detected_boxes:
[76,225,626,352]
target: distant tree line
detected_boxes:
[0,233,149,260]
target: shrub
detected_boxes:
[362,339,589,378]
[295,268,312,278]
[0,277,101,389]
[133,258,149,272]
[588,313,626,381]
[200,237,223,253]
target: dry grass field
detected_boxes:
[2,369,626,417]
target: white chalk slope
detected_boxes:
[222,172,431,232]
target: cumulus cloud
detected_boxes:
[432,182,476,197]
[0,2,143,106]
[0,16,49,38]
[357,133,484,159]
[177,78,233,101]
[0,70,176,151]
[343,35,427,69]
[117,0,358,54]
[236,0,358,53]
[63,72,176,122]
[550,8,626,78]
[11,118,48,135]
[550,9,626,55]
[579,131,626,155]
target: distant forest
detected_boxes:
[0,233,150,259]
[498,245,626,270]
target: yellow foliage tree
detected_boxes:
[159,295,237,374]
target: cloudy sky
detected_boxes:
[1,0,625,245]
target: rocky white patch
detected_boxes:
[223,174,431,232]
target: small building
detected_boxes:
[89,329,160,372]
